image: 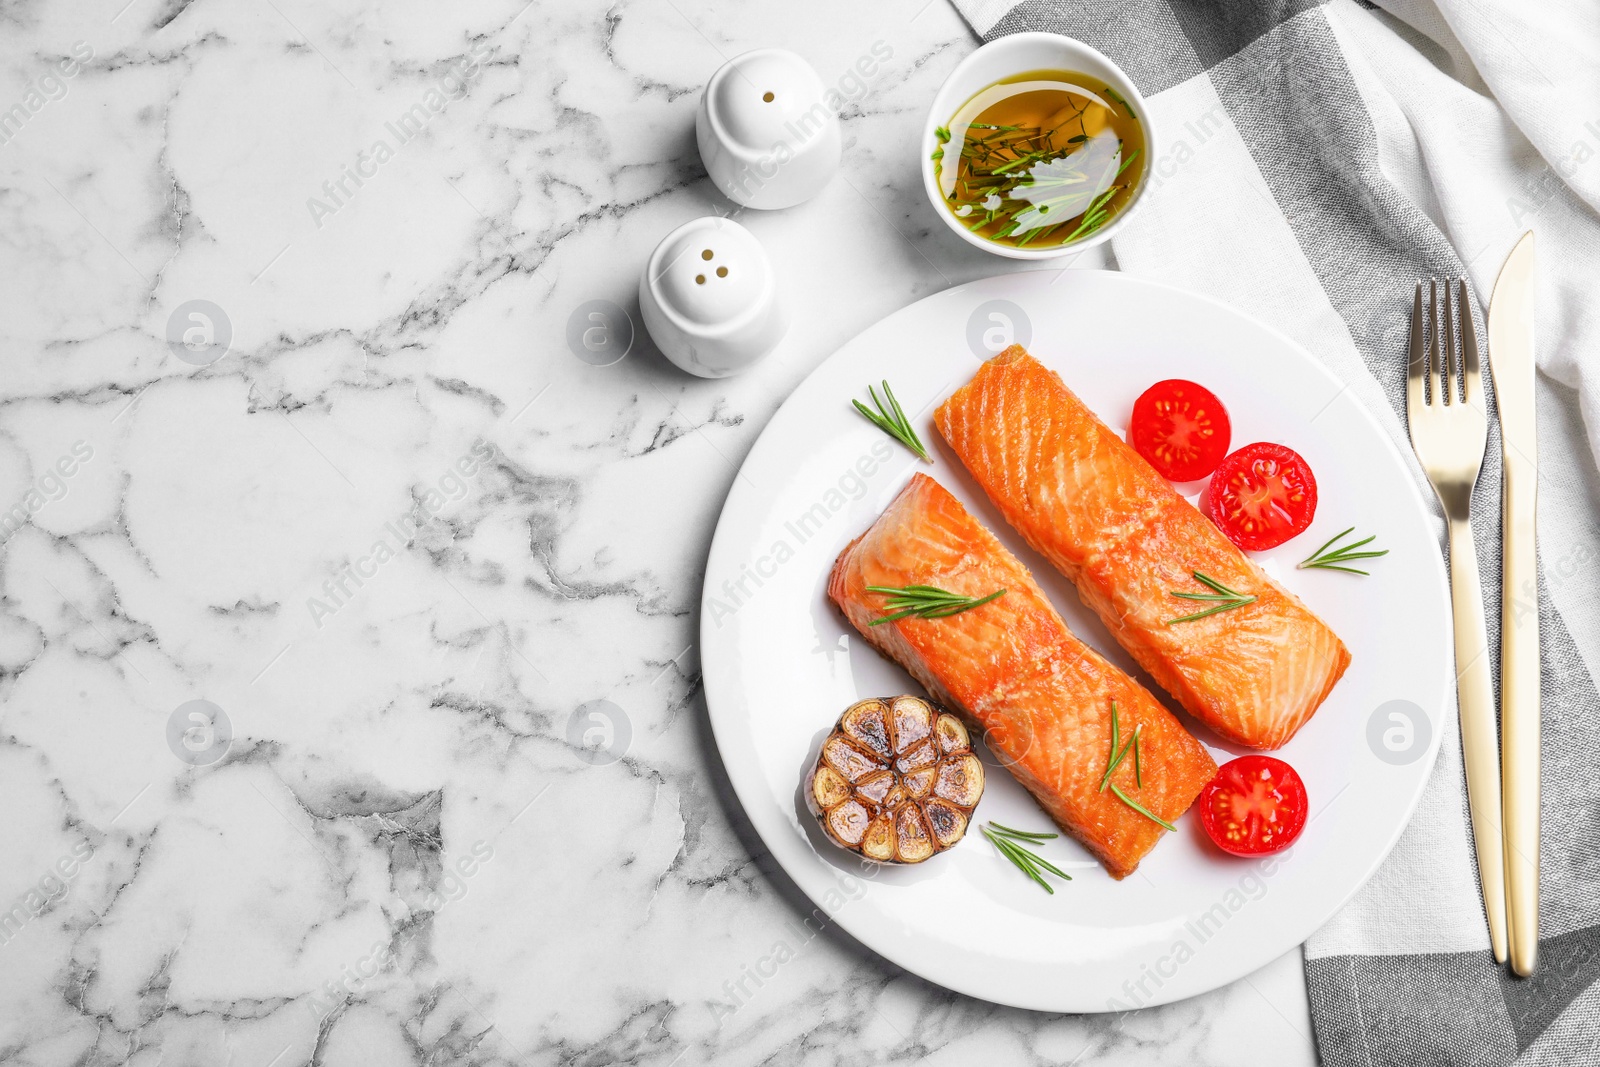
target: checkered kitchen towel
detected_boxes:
[947,1,1600,1062]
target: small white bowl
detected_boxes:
[921,33,1155,260]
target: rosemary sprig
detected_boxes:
[865,584,1006,626]
[982,821,1072,894]
[1100,701,1173,830]
[1298,527,1388,575]
[851,379,929,461]
[1164,571,1257,625]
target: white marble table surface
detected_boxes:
[0,1,1319,1063]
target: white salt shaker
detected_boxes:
[639,216,787,378]
[696,49,841,210]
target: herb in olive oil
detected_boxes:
[933,70,1147,249]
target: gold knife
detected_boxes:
[1488,231,1539,977]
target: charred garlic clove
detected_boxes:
[806,695,985,864]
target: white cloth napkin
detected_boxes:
[947,0,1600,1061]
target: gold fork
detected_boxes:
[1406,278,1508,963]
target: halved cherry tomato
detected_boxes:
[1206,442,1317,551]
[1198,755,1308,856]
[1129,380,1232,482]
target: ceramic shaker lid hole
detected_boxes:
[705,50,827,152]
[653,224,764,328]
[696,48,842,210]
[638,215,788,378]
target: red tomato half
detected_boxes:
[1206,442,1318,551]
[1129,379,1232,482]
[1198,756,1308,856]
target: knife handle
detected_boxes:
[1448,514,1509,964]
[1502,454,1541,976]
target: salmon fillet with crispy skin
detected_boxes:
[828,473,1217,878]
[935,346,1350,750]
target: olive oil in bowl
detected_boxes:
[932,71,1146,250]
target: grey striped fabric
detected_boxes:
[949,1,1600,1062]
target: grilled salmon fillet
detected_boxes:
[935,346,1351,750]
[829,474,1217,878]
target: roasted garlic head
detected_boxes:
[806,695,985,864]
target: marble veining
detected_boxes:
[0,1,1315,1063]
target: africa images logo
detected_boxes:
[166,700,233,767]
[166,300,233,366]
[565,300,634,367]
[1366,699,1431,766]
[566,699,631,766]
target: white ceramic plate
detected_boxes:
[701,270,1450,1012]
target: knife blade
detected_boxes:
[1488,230,1539,977]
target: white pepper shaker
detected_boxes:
[638,216,787,378]
[696,48,842,210]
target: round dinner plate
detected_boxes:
[700,270,1451,1012]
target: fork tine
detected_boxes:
[1458,278,1483,405]
[1428,279,1440,407]
[1443,279,1457,405]
[1407,281,1425,428]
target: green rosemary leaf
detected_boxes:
[920,590,1006,617]
[1298,526,1388,575]
[1098,722,1145,793]
[1034,223,1064,243]
[866,606,920,626]
[987,821,1058,842]
[1097,700,1169,827]
[1099,731,1137,793]
[1012,850,1056,894]
[1164,571,1256,624]
[1102,85,1137,119]
[1110,783,1175,831]
[1060,184,1123,243]
[865,585,1006,626]
[1164,602,1248,624]
[984,829,1053,893]
[1107,699,1120,775]
[1013,843,1073,881]
[982,822,1071,892]
[881,380,920,451]
[851,379,930,461]
[991,151,1047,175]
[1192,572,1239,596]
